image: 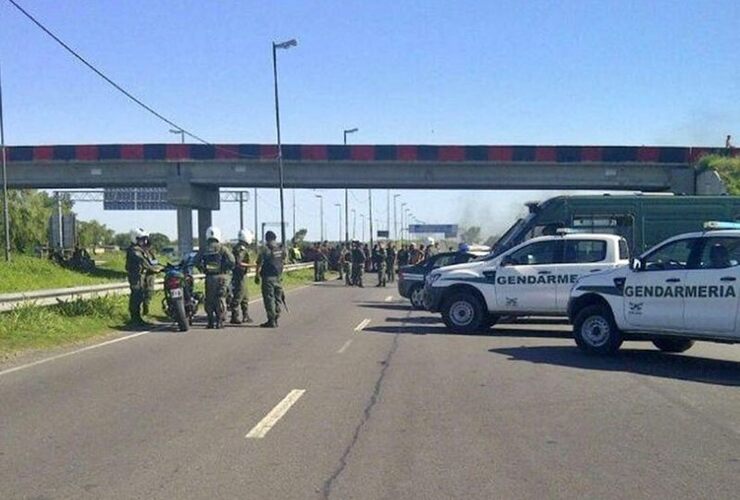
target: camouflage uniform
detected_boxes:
[386,246,396,283]
[229,241,252,324]
[375,247,388,287]
[341,246,352,286]
[142,246,158,316]
[197,240,235,329]
[125,243,160,323]
[256,242,284,327]
[351,245,365,287]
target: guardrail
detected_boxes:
[0,263,313,312]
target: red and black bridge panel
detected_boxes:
[6,144,726,164]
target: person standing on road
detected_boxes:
[386,243,397,283]
[229,229,254,325]
[318,242,329,281]
[142,237,158,317]
[255,230,284,328]
[341,243,352,286]
[375,243,388,287]
[196,226,235,329]
[351,241,365,287]
[125,228,160,325]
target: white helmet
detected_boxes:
[237,229,255,244]
[206,226,222,243]
[130,228,149,244]
[426,237,435,245]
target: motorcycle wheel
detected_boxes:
[173,298,189,332]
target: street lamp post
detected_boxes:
[0,62,9,262]
[169,128,185,144]
[343,127,358,245]
[400,202,407,244]
[315,194,324,241]
[334,203,342,242]
[393,194,400,241]
[360,214,365,242]
[272,38,298,247]
[351,209,356,239]
[368,190,374,247]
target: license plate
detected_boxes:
[170,288,183,298]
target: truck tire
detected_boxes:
[573,304,622,355]
[484,314,500,329]
[441,292,486,334]
[410,285,425,310]
[652,338,694,353]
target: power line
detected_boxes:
[5,0,212,145]
[5,0,266,161]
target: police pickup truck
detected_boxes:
[568,223,740,354]
[425,232,630,333]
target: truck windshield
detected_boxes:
[491,214,535,255]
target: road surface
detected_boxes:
[1,280,739,499]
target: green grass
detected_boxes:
[697,154,740,195]
[0,254,127,294]
[0,267,317,358]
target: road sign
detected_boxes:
[103,188,175,210]
[377,230,389,238]
[49,214,76,248]
[408,224,458,238]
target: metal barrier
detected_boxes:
[0,263,313,312]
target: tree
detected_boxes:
[148,232,171,252]
[1,190,71,253]
[460,226,482,244]
[77,220,115,251]
[113,232,131,249]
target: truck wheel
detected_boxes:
[410,285,425,310]
[441,292,486,334]
[573,304,622,354]
[484,314,500,329]
[652,338,694,353]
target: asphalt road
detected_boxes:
[1,279,739,500]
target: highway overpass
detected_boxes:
[5,143,730,252]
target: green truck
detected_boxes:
[493,195,740,257]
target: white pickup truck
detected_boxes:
[425,233,629,333]
[568,225,740,354]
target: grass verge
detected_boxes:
[0,254,128,294]
[0,267,317,359]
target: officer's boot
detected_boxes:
[206,313,215,329]
[230,309,241,325]
[242,306,254,324]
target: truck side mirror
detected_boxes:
[630,258,642,271]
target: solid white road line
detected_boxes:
[354,318,371,332]
[246,389,306,439]
[0,330,153,377]
[337,339,353,354]
[384,296,393,302]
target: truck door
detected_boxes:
[623,237,699,332]
[556,239,611,310]
[495,240,562,313]
[683,237,740,335]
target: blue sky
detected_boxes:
[2,0,738,240]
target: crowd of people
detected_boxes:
[304,240,443,287]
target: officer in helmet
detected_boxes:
[255,230,284,328]
[125,228,161,325]
[229,229,254,325]
[196,226,235,329]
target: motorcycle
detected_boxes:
[162,252,202,331]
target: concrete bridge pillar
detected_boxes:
[197,209,213,251]
[176,207,193,257]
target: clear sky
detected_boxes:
[1,0,738,240]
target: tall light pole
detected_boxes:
[292,189,296,244]
[0,62,9,261]
[315,193,324,241]
[343,127,358,245]
[272,38,298,247]
[351,209,357,239]
[360,214,365,242]
[400,202,407,244]
[386,190,390,238]
[368,190,374,247]
[334,203,342,242]
[254,188,259,243]
[393,194,400,241]
[169,128,185,144]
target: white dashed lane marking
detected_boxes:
[337,339,353,354]
[246,389,306,439]
[354,318,371,332]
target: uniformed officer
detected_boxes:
[196,226,235,329]
[142,237,158,316]
[229,229,254,325]
[255,230,284,328]
[351,241,365,287]
[125,228,161,325]
[386,244,397,283]
[375,243,388,287]
[340,243,352,286]
[319,242,329,281]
